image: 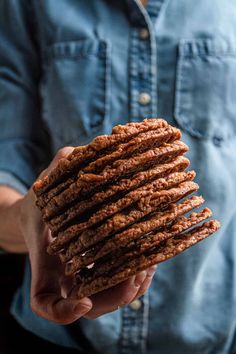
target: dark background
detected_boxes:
[0,254,78,354]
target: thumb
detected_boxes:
[24,146,74,240]
[39,146,74,179]
[47,146,75,172]
[31,293,93,325]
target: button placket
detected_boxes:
[139,27,149,40]
[139,92,151,105]
[129,29,153,120]
[120,2,163,353]
[120,295,149,354]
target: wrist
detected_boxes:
[16,198,28,247]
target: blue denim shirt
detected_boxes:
[0,1,236,353]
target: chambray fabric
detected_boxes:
[0,0,236,353]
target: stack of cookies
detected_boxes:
[33,119,220,299]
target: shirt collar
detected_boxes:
[125,0,166,26]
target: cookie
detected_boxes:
[42,140,188,220]
[48,180,198,254]
[66,207,212,275]
[76,220,220,299]
[47,156,190,229]
[33,118,220,300]
[49,170,195,234]
[34,118,169,197]
[59,195,204,262]
[36,126,179,209]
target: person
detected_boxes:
[0,0,235,353]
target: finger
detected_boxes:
[28,146,74,205]
[29,146,74,213]
[84,272,147,319]
[31,292,92,325]
[131,266,157,302]
[30,241,92,324]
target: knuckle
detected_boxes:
[132,283,151,302]
[134,271,147,287]
[37,168,47,179]
[120,294,133,306]
[140,281,151,294]
[49,307,72,325]
[56,146,73,159]
[56,148,67,159]
[137,290,146,298]
[147,266,157,277]
[30,298,69,324]
[47,311,73,325]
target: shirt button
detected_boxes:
[139,28,149,40]
[129,299,142,311]
[139,92,151,105]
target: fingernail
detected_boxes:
[134,271,147,287]
[62,146,74,156]
[74,298,92,314]
[80,297,93,308]
[147,265,157,277]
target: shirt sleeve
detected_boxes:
[0,0,51,194]
[0,171,28,195]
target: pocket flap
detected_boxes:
[175,38,236,143]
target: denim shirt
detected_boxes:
[0,1,236,353]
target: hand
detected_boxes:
[18,147,157,324]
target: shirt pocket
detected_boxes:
[41,39,111,148]
[174,38,236,144]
